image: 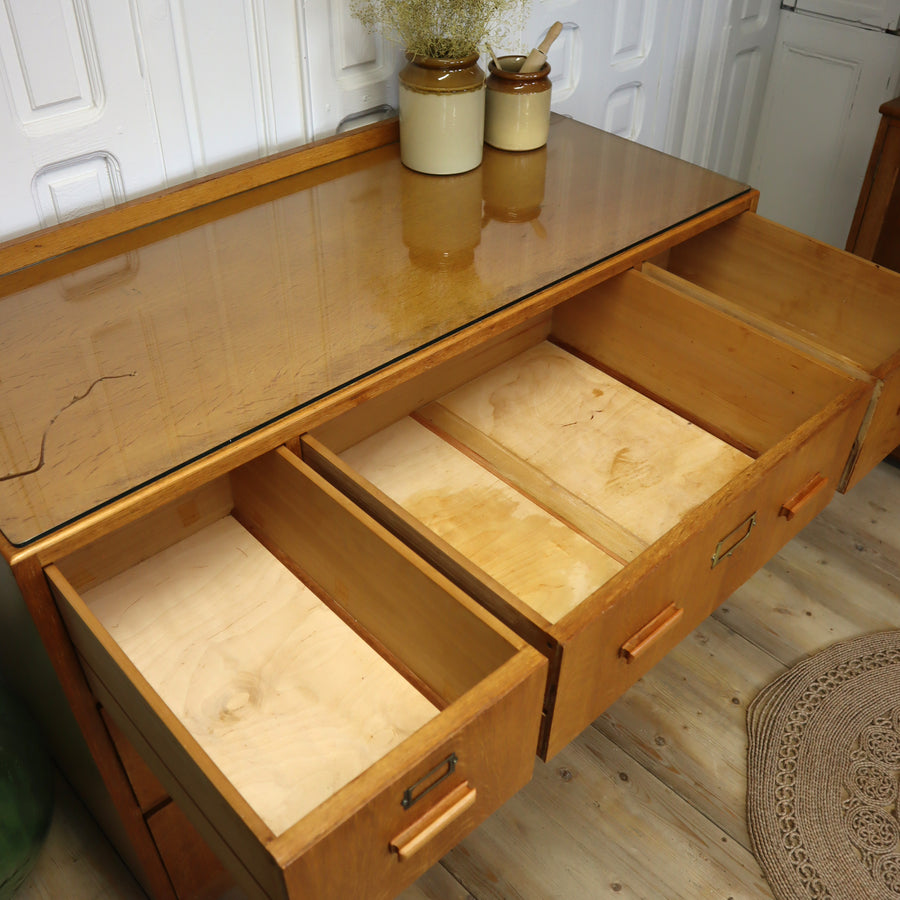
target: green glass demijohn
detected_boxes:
[0,677,53,898]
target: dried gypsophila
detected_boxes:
[350,0,529,60]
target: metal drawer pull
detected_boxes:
[390,783,477,861]
[779,473,828,521]
[401,752,457,810]
[620,604,684,662]
[711,512,757,568]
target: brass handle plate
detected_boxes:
[711,512,757,568]
[401,752,457,810]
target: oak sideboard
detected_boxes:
[1,117,898,900]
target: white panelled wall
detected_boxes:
[0,1,897,244]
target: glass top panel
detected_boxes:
[0,118,748,545]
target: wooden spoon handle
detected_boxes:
[538,21,563,55]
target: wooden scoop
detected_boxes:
[518,21,563,73]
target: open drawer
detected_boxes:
[645,211,900,490]
[300,267,872,761]
[44,449,546,900]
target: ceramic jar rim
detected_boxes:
[488,56,551,80]
[405,51,481,69]
[400,52,485,95]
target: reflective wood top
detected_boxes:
[0,118,748,545]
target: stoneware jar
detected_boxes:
[485,56,552,152]
[398,54,486,175]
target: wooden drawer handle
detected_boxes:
[779,473,828,521]
[620,604,684,663]
[390,782,477,861]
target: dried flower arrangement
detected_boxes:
[350,0,528,60]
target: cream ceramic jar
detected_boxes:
[398,54,486,175]
[485,56,552,152]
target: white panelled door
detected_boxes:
[0,0,314,242]
[133,0,310,179]
[0,0,167,239]
[525,0,684,152]
[674,0,780,181]
[302,0,403,138]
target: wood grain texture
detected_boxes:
[442,726,771,899]
[553,267,864,457]
[665,212,900,373]
[433,341,752,546]
[82,515,440,836]
[101,707,169,813]
[414,402,647,563]
[233,450,524,702]
[0,120,752,549]
[650,211,900,488]
[641,262,869,379]
[340,416,623,625]
[846,96,900,268]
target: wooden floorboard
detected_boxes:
[18,459,900,899]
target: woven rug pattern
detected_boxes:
[747,631,900,900]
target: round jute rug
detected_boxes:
[747,631,900,900]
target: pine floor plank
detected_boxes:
[713,460,900,666]
[593,615,785,849]
[440,727,771,899]
[399,864,475,900]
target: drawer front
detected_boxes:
[83,643,543,900]
[45,449,546,900]
[281,661,543,899]
[547,382,866,759]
